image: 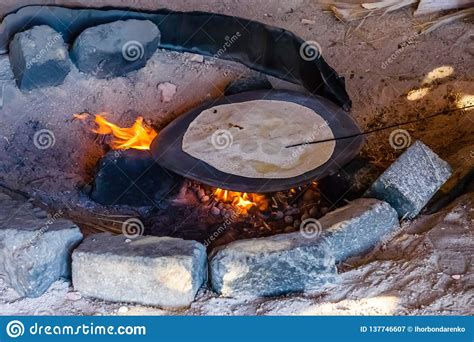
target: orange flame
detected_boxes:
[214,188,267,212]
[93,114,157,150]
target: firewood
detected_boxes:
[328,4,371,22]
[414,0,474,16]
[362,0,414,10]
[418,7,474,33]
[325,0,418,22]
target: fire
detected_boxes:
[92,114,157,150]
[214,188,267,212]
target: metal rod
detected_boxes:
[285,105,474,148]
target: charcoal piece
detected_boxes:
[70,19,160,78]
[365,141,452,219]
[9,25,70,90]
[224,74,273,95]
[72,233,207,308]
[90,149,182,207]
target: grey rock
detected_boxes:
[317,198,400,262]
[365,141,452,219]
[71,20,160,78]
[210,234,337,298]
[72,233,207,308]
[9,25,70,90]
[0,193,83,297]
[0,55,14,81]
[184,52,204,63]
[0,55,14,110]
[210,198,399,297]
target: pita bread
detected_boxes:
[182,100,335,179]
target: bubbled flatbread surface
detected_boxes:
[182,100,336,179]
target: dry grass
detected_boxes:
[323,0,474,33]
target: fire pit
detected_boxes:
[0,4,460,310]
[75,107,355,249]
[0,5,366,250]
[0,5,390,303]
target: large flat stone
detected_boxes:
[210,198,399,297]
[9,25,70,90]
[0,193,83,297]
[317,198,400,262]
[210,235,337,298]
[365,141,452,219]
[72,233,207,308]
[71,19,160,78]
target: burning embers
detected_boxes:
[213,188,267,213]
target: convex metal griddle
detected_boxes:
[151,90,364,193]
